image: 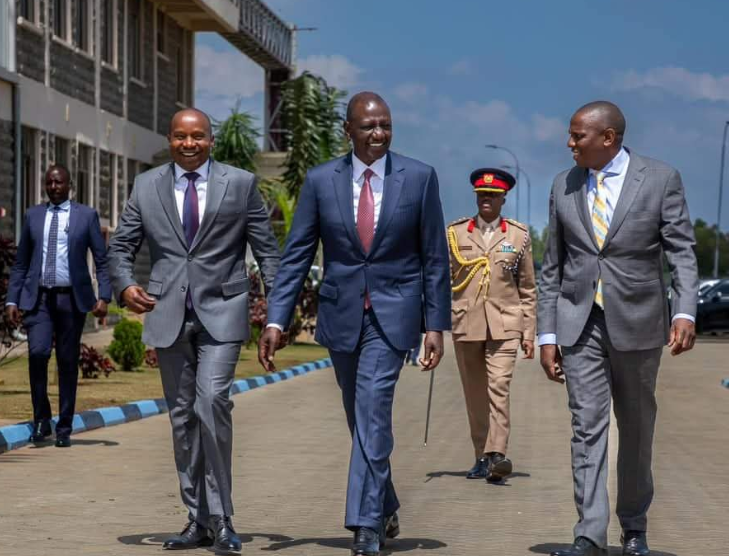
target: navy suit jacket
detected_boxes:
[7,201,112,313]
[267,151,451,353]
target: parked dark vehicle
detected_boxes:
[696,279,729,334]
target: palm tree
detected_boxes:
[212,99,260,172]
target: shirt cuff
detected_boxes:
[266,323,284,332]
[672,313,695,323]
[5,302,17,307]
[538,333,557,346]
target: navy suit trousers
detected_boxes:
[329,309,405,531]
[23,290,86,437]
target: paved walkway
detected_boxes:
[0,337,727,556]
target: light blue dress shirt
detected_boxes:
[41,200,72,287]
[538,148,693,346]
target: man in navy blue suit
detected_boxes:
[259,92,451,556]
[6,164,111,447]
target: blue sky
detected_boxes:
[195,0,729,232]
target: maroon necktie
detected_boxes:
[357,169,375,308]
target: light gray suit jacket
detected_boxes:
[108,160,280,348]
[537,149,698,351]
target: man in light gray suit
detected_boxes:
[108,108,279,552]
[538,101,698,556]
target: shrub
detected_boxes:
[79,344,116,378]
[107,318,145,371]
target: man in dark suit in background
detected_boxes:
[6,164,111,447]
[259,92,452,556]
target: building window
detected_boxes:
[75,0,90,52]
[54,137,69,167]
[53,0,68,40]
[77,144,91,204]
[126,159,137,199]
[102,0,116,65]
[19,0,36,23]
[176,31,189,104]
[156,10,166,55]
[21,128,37,211]
[129,0,143,80]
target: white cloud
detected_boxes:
[195,44,264,101]
[297,54,363,89]
[610,67,729,103]
[532,114,565,142]
[394,82,428,102]
[449,59,474,76]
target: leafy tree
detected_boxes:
[212,100,260,172]
[693,219,729,277]
[281,71,348,199]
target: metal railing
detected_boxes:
[235,0,292,69]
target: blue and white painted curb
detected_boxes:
[0,357,332,454]
[722,378,729,389]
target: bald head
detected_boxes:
[573,101,626,143]
[346,92,390,121]
[169,108,213,136]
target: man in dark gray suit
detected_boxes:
[108,108,279,551]
[538,101,698,556]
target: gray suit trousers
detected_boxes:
[561,307,661,548]
[156,311,242,523]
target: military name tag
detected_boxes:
[459,245,473,250]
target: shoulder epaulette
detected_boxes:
[505,218,528,232]
[448,216,472,228]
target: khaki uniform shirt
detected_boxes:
[448,215,537,341]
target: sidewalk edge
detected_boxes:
[0,357,332,454]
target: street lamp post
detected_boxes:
[502,164,532,229]
[714,121,729,279]
[485,144,520,221]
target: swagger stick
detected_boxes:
[424,369,435,446]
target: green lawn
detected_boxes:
[0,343,329,422]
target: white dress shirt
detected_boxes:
[352,153,386,232]
[174,160,210,225]
[41,199,72,287]
[267,153,388,332]
[538,148,693,346]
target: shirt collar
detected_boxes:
[48,199,71,211]
[174,159,211,182]
[477,215,501,232]
[352,152,387,181]
[592,147,629,178]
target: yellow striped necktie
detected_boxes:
[592,171,608,308]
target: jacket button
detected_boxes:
[598,253,605,260]
[180,286,186,292]
[187,255,193,261]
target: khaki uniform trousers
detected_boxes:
[454,337,520,458]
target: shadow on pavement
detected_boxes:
[260,536,447,553]
[529,543,677,556]
[118,531,293,547]
[24,438,120,449]
[424,470,531,483]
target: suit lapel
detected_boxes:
[369,153,404,255]
[487,226,507,253]
[67,202,80,247]
[571,168,600,250]
[155,164,187,248]
[190,160,229,252]
[603,153,646,247]
[333,153,365,256]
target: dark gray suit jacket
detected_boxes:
[538,149,698,351]
[108,160,280,348]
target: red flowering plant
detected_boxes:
[0,236,25,368]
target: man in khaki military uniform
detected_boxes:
[448,168,536,482]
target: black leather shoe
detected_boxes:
[162,520,212,550]
[486,452,513,482]
[55,436,72,448]
[352,527,380,556]
[210,515,241,552]
[384,512,400,539]
[466,455,490,479]
[550,536,605,556]
[29,421,52,443]
[621,531,649,556]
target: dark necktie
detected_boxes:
[43,206,61,287]
[182,172,201,247]
[357,169,375,308]
[181,172,200,310]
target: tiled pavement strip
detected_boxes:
[0,337,726,556]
